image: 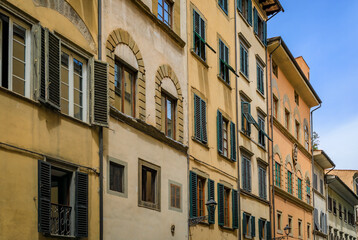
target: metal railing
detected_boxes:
[50,203,72,236]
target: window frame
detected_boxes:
[277,211,282,231]
[161,91,176,140]
[197,175,206,217]
[257,62,264,94]
[168,180,182,212]
[295,120,300,140]
[241,98,251,136]
[193,9,206,61]
[273,95,278,119]
[287,170,293,194]
[298,219,302,238]
[219,39,230,84]
[157,0,173,27]
[333,199,337,215]
[218,0,228,15]
[298,178,302,200]
[275,162,281,188]
[223,186,231,227]
[240,42,249,78]
[222,117,229,158]
[107,157,128,198]
[285,109,290,130]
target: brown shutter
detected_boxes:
[92,60,108,126]
[38,160,51,234]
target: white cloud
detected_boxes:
[318,116,358,169]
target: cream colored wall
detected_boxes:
[295,56,310,80]
[104,119,188,240]
[331,170,358,193]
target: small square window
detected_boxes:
[169,182,181,211]
[277,212,282,231]
[139,159,161,211]
[110,161,124,193]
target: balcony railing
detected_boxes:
[50,203,72,236]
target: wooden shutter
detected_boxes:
[251,216,256,237]
[248,159,251,192]
[32,24,41,100]
[314,208,318,230]
[38,160,51,234]
[258,219,263,239]
[263,21,267,46]
[230,122,236,161]
[208,179,215,224]
[242,157,246,190]
[47,31,61,109]
[201,99,207,143]
[0,13,9,88]
[263,169,267,199]
[92,60,109,126]
[267,221,271,240]
[232,189,238,229]
[248,0,252,26]
[237,0,242,12]
[75,172,88,237]
[194,94,201,140]
[253,8,258,35]
[189,171,197,218]
[240,45,244,73]
[217,183,224,226]
[39,27,47,102]
[243,213,247,236]
[217,110,223,154]
[193,10,200,35]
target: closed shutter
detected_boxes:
[232,189,238,229]
[240,45,244,73]
[263,169,267,199]
[194,94,201,140]
[208,179,215,224]
[39,27,46,102]
[230,122,236,161]
[38,160,51,234]
[259,167,263,197]
[75,172,88,237]
[47,31,61,109]
[267,221,271,240]
[253,8,258,35]
[259,219,263,239]
[245,49,249,79]
[189,171,198,218]
[217,183,224,226]
[217,110,223,154]
[242,157,246,189]
[248,0,252,26]
[201,99,207,143]
[314,208,319,230]
[248,159,251,192]
[237,0,242,12]
[263,21,267,46]
[243,212,247,236]
[251,216,256,237]
[93,60,109,126]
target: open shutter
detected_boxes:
[314,208,319,230]
[248,0,253,26]
[253,8,258,35]
[251,216,256,237]
[237,0,242,12]
[93,60,108,126]
[201,99,207,143]
[248,159,252,192]
[242,157,246,189]
[38,160,51,234]
[208,179,215,224]
[243,212,247,236]
[258,219,263,239]
[217,183,224,226]
[32,24,41,100]
[75,172,88,237]
[0,13,9,88]
[194,94,201,140]
[193,10,200,35]
[217,110,223,153]
[38,27,46,102]
[263,21,267,46]
[47,31,61,109]
[240,45,244,73]
[232,189,238,229]
[189,171,197,218]
[230,122,236,161]
[267,221,271,240]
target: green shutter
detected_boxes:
[217,110,223,154]
[230,122,236,161]
[201,99,207,143]
[217,183,224,226]
[243,212,247,236]
[189,171,198,218]
[194,94,201,140]
[263,21,267,46]
[237,0,242,12]
[251,216,256,237]
[248,159,251,192]
[267,221,271,240]
[242,157,246,190]
[248,0,252,26]
[75,172,88,237]
[38,160,51,234]
[240,45,244,73]
[253,8,258,35]
[232,189,238,229]
[258,219,263,239]
[208,179,215,224]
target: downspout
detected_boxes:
[98,0,103,240]
[311,103,321,240]
[186,7,190,240]
[268,39,281,239]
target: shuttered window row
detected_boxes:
[194,94,207,144]
[253,8,267,46]
[237,0,252,25]
[217,110,236,161]
[218,0,228,15]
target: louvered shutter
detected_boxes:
[263,21,267,46]
[237,0,242,12]
[259,168,262,197]
[248,0,253,26]
[194,94,201,140]
[243,212,247,236]
[257,65,260,91]
[247,102,251,135]
[240,45,244,73]
[208,179,215,224]
[217,110,223,154]
[259,219,263,239]
[0,13,9,88]
[253,8,258,35]
[93,60,109,126]
[193,10,200,35]
[251,216,256,237]
[47,31,61,109]
[248,159,251,192]
[230,122,236,161]
[39,27,46,102]
[201,99,207,143]
[263,169,267,199]
[314,208,319,230]
[217,183,224,226]
[242,157,246,189]
[75,172,88,237]
[32,24,41,100]
[232,189,238,229]
[189,171,197,218]
[38,160,51,234]
[267,221,271,240]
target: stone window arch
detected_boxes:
[283,94,292,130]
[154,65,184,143]
[105,29,146,120]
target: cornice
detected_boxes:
[274,186,314,212]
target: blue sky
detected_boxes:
[268,1,358,169]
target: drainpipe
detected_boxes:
[268,39,281,239]
[98,0,104,240]
[311,103,321,240]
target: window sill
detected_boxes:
[190,49,209,68]
[257,143,267,152]
[192,137,210,149]
[239,71,250,83]
[218,152,235,163]
[138,201,161,212]
[256,89,265,99]
[237,10,251,28]
[220,226,235,231]
[254,34,265,48]
[48,234,76,239]
[217,75,232,90]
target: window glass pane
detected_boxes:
[123,70,133,116]
[12,76,24,95]
[110,162,124,193]
[61,52,69,114]
[142,167,156,203]
[12,24,26,96]
[167,98,173,138]
[74,105,83,120]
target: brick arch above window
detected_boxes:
[105,29,146,121]
[154,64,184,143]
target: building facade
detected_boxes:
[267,37,321,240]
[101,0,189,239]
[330,170,358,196]
[0,0,106,239]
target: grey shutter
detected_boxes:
[248,0,252,26]
[242,157,247,190]
[47,31,61,109]
[263,21,267,46]
[248,159,251,192]
[253,8,258,35]
[314,208,319,230]
[39,27,47,102]
[217,183,224,226]
[38,160,51,234]
[232,189,238,229]
[208,179,215,224]
[32,24,41,100]
[75,172,88,237]
[201,99,207,143]
[230,122,236,161]
[251,216,256,237]
[189,171,197,218]
[217,110,223,154]
[240,45,244,73]
[263,169,267,199]
[93,60,109,126]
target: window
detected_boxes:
[109,161,124,193]
[197,175,206,217]
[258,115,265,147]
[285,109,290,129]
[306,179,311,204]
[328,196,332,212]
[157,0,172,27]
[242,156,251,192]
[288,216,292,234]
[240,43,249,78]
[273,96,278,119]
[61,48,87,121]
[339,204,342,219]
[218,0,228,14]
[298,178,302,200]
[277,212,282,231]
[275,162,281,187]
[313,173,318,190]
[295,120,300,140]
[307,224,311,239]
[243,213,255,238]
[217,110,236,161]
[258,166,267,199]
[241,99,251,136]
[320,179,324,194]
[194,94,207,144]
[0,14,31,98]
[287,170,293,194]
[237,0,252,24]
[259,219,268,240]
[161,92,176,139]
[272,60,278,77]
[344,207,347,222]
[193,10,206,61]
[138,160,161,210]
[253,8,267,44]
[170,183,181,210]
[257,63,264,94]
[333,200,337,215]
[115,59,136,117]
[294,91,299,105]
[224,187,230,227]
[298,219,302,237]
[304,125,309,150]
[218,184,238,228]
[222,118,229,157]
[219,39,229,83]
